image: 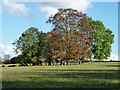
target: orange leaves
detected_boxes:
[47,8,94,60]
[47,32,51,34]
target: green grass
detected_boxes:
[2,62,120,88]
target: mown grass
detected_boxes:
[2,62,120,88]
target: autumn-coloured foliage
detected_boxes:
[47,8,94,61]
[12,8,114,65]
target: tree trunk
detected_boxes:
[32,63,35,66]
[55,58,58,65]
[24,62,28,66]
[90,55,92,62]
[36,62,39,66]
[37,58,39,66]
[66,61,68,65]
[40,61,42,66]
[79,61,80,64]
[45,60,47,65]
[48,61,51,65]
[48,57,51,65]
[52,61,54,66]
[60,59,62,65]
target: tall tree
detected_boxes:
[4,54,10,61]
[3,54,11,64]
[47,8,94,63]
[13,27,44,65]
[88,18,114,60]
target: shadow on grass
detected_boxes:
[2,69,119,89]
[44,69,119,72]
[103,65,120,67]
[45,69,119,80]
[2,79,119,89]
[18,69,119,81]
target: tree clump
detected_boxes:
[47,8,94,63]
[12,8,114,65]
[13,27,47,65]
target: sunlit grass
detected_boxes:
[2,62,119,88]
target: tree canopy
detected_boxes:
[47,8,94,61]
[12,8,114,65]
[88,18,114,60]
[13,27,46,65]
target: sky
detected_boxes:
[0,0,119,60]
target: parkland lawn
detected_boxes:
[2,62,120,88]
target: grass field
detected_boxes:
[2,62,120,88]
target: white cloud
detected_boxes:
[39,6,58,18]
[0,43,21,59]
[2,0,30,17]
[107,53,119,61]
[38,0,92,17]
[65,0,92,11]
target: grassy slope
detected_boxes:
[2,62,120,88]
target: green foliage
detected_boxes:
[12,9,115,64]
[41,33,52,64]
[3,54,11,64]
[9,57,19,64]
[88,18,114,60]
[4,54,10,61]
[13,27,46,65]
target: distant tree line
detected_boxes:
[5,8,114,66]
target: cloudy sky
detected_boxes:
[0,0,119,60]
